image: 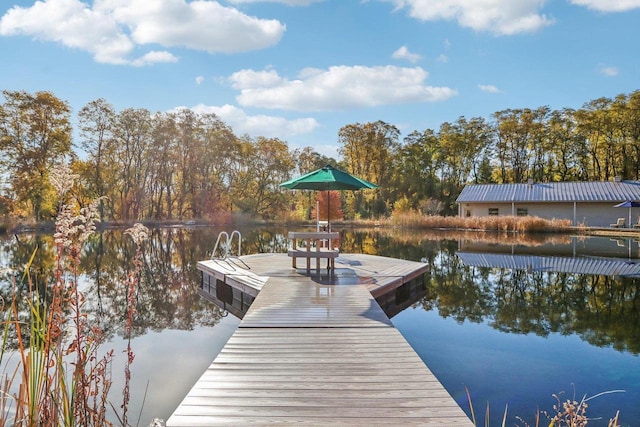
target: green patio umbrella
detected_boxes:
[280,164,378,230]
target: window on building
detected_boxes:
[517,208,528,216]
[488,208,499,216]
[465,210,471,217]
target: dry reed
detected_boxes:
[385,211,572,233]
[0,164,147,426]
[467,387,623,427]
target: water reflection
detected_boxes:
[199,279,255,319]
[1,227,639,425]
[454,236,640,354]
[2,228,638,354]
[200,266,428,320]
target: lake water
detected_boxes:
[1,227,638,426]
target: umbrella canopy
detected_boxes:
[614,200,640,227]
[614,200,640,208]
[280,164,377,191]
[280,164,378,229]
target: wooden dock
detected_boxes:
[167,253,472,426]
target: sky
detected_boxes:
[1,0,639,159]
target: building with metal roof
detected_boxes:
[457,252,640,277]
[455,179,640,227]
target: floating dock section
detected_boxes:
[167,253,472,426]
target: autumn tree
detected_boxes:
[78,98,116,220]
[191,112,239,218]
[148,112,179,219]
[338,120,399,218]
[0,90,73,220]
[312,190,343,223]
[233,136,294,218]
[286,147,335,220]
[109,108,153,220]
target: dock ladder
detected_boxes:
[211,230,248,269]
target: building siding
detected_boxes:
[456,181,640,227]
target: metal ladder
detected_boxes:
[211,230,248,269]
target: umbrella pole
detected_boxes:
[327,189,330,233]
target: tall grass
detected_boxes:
[386,211,573,233]
[1,164,148,426]
[466,387,623,427]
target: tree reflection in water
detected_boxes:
[339,228,640,355]
[2,227,638,353]
[1,226,639,424]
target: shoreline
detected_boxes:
[5,217,640,239]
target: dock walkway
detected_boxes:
[167,253,472,426]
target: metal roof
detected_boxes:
[457,252,640,277]
[456,180,640,203]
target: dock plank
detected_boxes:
[167,253,472,426]
[240,278,392,328]
[167,415,471,426]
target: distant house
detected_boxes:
[455,179,640,227]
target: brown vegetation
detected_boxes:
[467,387,622,427]
[1,165,148,426]
[360,212,574,233]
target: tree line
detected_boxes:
[1,89,639,222]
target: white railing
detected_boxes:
[211,230,242,260]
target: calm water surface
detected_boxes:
[1,227,638,426]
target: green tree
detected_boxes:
[493,107,548,183]
[393,129,441,209]
[545,108,585,181]
[438,116,493,210]
[574,97,617,181]
[612,91,640,179]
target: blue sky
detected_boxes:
[1,0,639,158]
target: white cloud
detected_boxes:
[598,65,619,76]
[189,103,320,137]
[0,0,285,65]
[387,0,554,35]
[131,50,178,66]
[229,69,284,89]
[230,65,457,112]
[0,0,132,64]
[102,0,285,53]
[570,0,640,12]
[437,54,449,63]
[392,45,422,63]
[227,0,322,4]
[195,76,205,85]
[478,84,501,93]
